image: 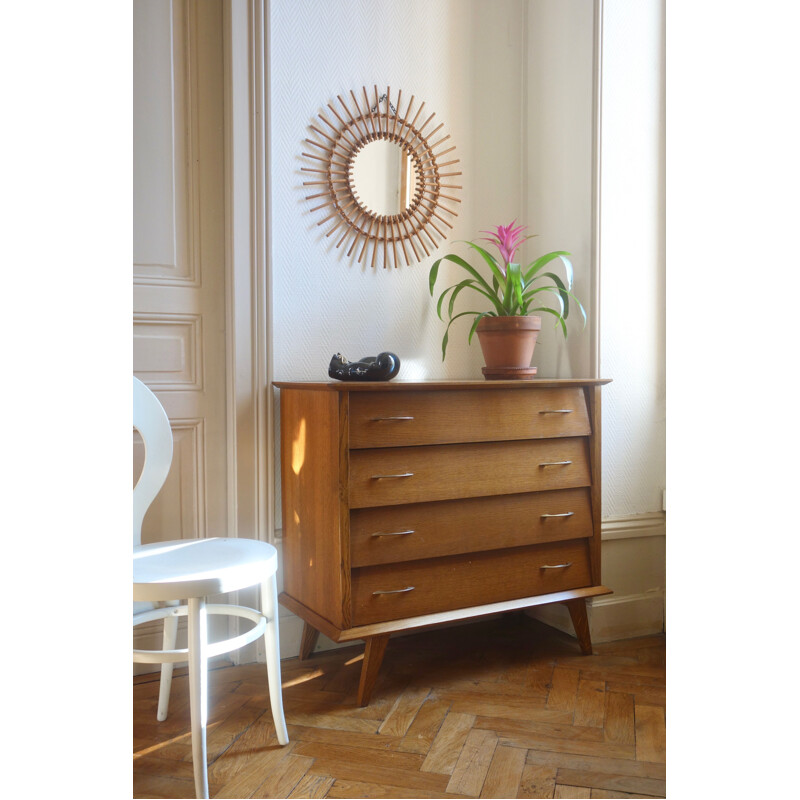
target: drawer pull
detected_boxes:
[371,416,415,421]
[371,529,415,538]
[540,562,573,569]
[540,512,575,518]
[539,460,572,467]
[371,472,414,480]
[539,409,573,414]
[372,586,415,595]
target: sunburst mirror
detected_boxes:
[302,86,461,269]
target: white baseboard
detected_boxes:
[526,589,665,643]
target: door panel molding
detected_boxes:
[133,0,200,287]
[133,313,204,390]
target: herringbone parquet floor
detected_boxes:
[133,614,666,799]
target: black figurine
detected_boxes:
[328,352,400,382]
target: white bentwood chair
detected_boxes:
[133,376,288,799]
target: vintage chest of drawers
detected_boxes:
[274,379,611,705]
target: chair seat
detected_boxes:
[133,537,278,603]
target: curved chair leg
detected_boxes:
[187,597,210,799]
[261,575,289,745]
[157,610,179,721]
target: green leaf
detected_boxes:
[448,279,476,319]
[440,310,483,360]
[508,263,525,313]
[429,257,442,295]
[540,272,570,317]
[531,306,569,338]
[522,285,565,316]
[467,311,493,344]
[428,252,504,314]
[523,251,571,284]
[460,241,508,288]
[435,279,472,321]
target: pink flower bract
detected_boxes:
[480,220,528,269]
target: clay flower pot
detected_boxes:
[475,315,542,379]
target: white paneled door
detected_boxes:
[133,0,228,550]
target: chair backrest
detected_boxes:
[133,376,173,547]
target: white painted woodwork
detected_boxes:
[133,0,230,668]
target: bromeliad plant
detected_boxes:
[429,221,586,359]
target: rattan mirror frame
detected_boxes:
[302,85,461,269]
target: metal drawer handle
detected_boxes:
[371,472,414,480]
[540,562,572,569]
[372,586,415,595]
[539,460,572,467]
[539,409,573,414]
[371,416,414,421]
[371,529,415,538]
[540,512,575,518]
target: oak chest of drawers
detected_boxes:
[275,379,611,704]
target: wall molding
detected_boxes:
[602,511,665,541]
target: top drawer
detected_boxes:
[349,388,590,449]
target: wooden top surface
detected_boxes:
[273,378,612,391]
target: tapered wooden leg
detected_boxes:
[565,598,593,655]
[299,622,320,661]
[357,634,390,707]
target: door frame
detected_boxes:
[223,0,274,546]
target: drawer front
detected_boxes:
[349,388,590,449]
[351,539,592,624]
[348,437,590,508]
[351,488,593,567]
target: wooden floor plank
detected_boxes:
[525,749,665,781]
[604,691,635,746]
[287,772,335,799]
[250,753,314,799]
[421,711,477,775]
[446,728,498,797]
[634,704,666,763]
[556,767,666,797]
[476,716,607,744]
[546,666,581,712]
[518,763,557,799]
[396,697,451,754]
[555,784,592,798]
[212,742,295,798]
[590,789,664,798]
[605,680,665,707]
[378,686,432,737]
[574,679,606,728]
[479,743,527,798]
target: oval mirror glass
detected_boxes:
[350,140,416,216]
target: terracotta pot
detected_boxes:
[475,315,542,375]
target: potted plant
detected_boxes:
[429,220,586,377]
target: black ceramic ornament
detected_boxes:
[328,352,400,382]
